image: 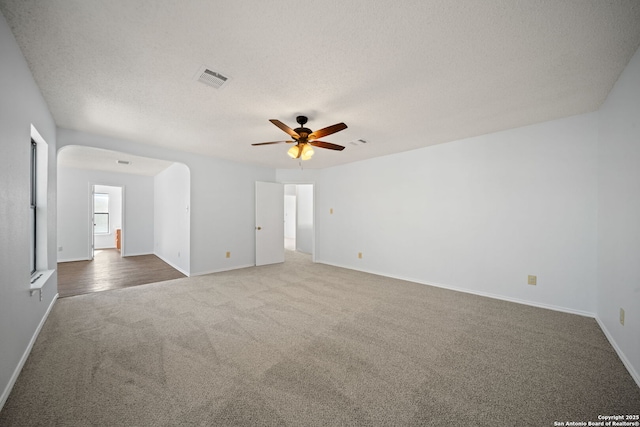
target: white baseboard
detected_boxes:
[595,317,640,389]
[317,260,596,318]
[154,253,190,277]
[192,264,255,277]
[0,293,58,411]
[57,257,91,263]
[123,251,153,257]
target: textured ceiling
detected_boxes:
[2,0,640,170]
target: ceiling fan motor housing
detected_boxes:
[295,128,312,139]
[295,116,312,138]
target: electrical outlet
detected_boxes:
[358,252,362,259]
[620,308,625,326]
[226,251,231,258]
[527,275,537,286]
[58,246,63,252]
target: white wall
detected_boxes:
[57,165,155,261]
[279,113,599,316]
[57,128,275,275]
[154,162,190,275]
[277,169,322,184]
[93,185,122,250]
[597,46,640,385]
[0,10,58,409]
[296,184,314,254]
[284,193,296,240]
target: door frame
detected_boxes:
[89,183,95,260]
[284,189,297,251]
[281,182,316,262]
[89,183,125,259]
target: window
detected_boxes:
[28,125,50,284]
[30,139,37,275]
[94,193,109,234]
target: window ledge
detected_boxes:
[30,269,54,301]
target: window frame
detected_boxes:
[30,139,37,275]
[93,192,110,235]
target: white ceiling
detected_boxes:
[2,0,640,170]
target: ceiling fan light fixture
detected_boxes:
[287,145,300,159]
[301,144,314,160]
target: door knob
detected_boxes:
[256,226,262,230]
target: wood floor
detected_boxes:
[57,249,186,298]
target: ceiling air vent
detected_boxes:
[116,160,130,165]
[350,139,368,146]
[195,66,230,89]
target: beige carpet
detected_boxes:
[1,251,638,426]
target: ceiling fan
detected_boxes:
[252,116,347,160]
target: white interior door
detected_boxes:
[255,181,285,266]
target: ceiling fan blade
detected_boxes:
[251,140,294,146]
[309,140,345,151]
[270,119,300,139]
[309,123,347,140]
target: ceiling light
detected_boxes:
[252,116,347,161]
[301,144,314,160]
[286,144,315,161]
[287,145,300,159]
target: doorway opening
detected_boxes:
[57,146,190,297]
[284,184,314,256]
[91,184,123,259]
